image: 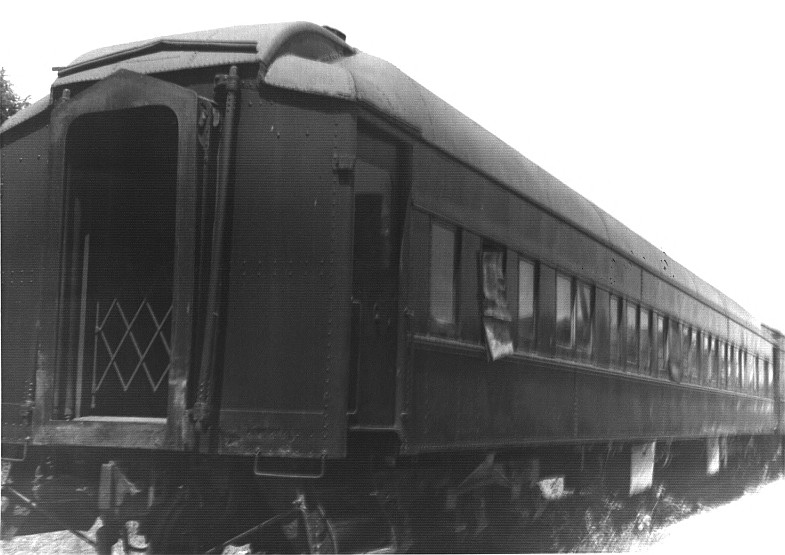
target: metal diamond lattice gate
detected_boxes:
[91,298,172,410]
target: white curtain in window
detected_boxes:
[481,250,513,360]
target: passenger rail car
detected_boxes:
[2,22,783,553]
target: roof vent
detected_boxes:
[322,26,347,41]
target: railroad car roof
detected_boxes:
[1,22,761,334]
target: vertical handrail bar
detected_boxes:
[192,66,240,435]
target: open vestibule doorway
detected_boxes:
[58,106,178,419]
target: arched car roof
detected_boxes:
[2,22,760,332]
[336,51,756,331]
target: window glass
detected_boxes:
[640,308,651,374]
[698,331,709,384]
[714,338,721,386]
[706,336,715,386]
[555,273,573,347]
[626,304,638,367]
[610,296,622,366]
[576,281,593,353]
[681,327,694,382]
[354,195,385,264]
[729,346,737,388]
[656,315,667,376]
[690,329,699,382]
[764,360,771,395]
[757,357,763,393]
[721,342,728,388]
[429,222,456,329]
[517,258,536,347]
[353,160,392,268]
[668,320,682,382]
[680,325,690,379]
[755,357,761,392]
[739,349,749,390]
[768,360,773,393]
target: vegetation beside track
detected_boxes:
[3,453,782,553]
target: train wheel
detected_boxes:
[145,486,251,554]
[145,481,283,555]
[146,488,205,554]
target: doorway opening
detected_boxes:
[58,106,178,418]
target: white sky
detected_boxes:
[2,0,783,332]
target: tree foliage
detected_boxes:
[1,67,31,124]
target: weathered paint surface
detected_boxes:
[401,340,775,453]
[216,90,355,458]
[1,114,52,444]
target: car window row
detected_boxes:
[427,220,773,396]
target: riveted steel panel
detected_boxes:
[403,341,575,452]
[217,91,355,458]
[574,370,777,440]
[1,117,51,443]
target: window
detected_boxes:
[668,320,682,382]
[626,304,639,367]
[746,351,752,390]
[684,327,698,383]
[690,330,696,378]
[481,247,513,360]
[640,308,651,374]
[756,357,762,393]
[610,295,623,366]
[720,342,728,389]
[729,346,737,389]
[555,273,573,348]
[680,325,690,377]
[354,198,388,265]
[764,360,771,396]
[656,315,667,376]
[575,281,593,354]
[713,337,721,387]
[429,222,457,332]
[517,258,536,348]
[698,331,710,385]
[706,336,716,386]
[754,357,761,392]
[739,349,749,391]
[553,275,594,357]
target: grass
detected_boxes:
[3,461,782,553]
[555,464,784,553]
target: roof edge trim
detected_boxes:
[57,39,259,78]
